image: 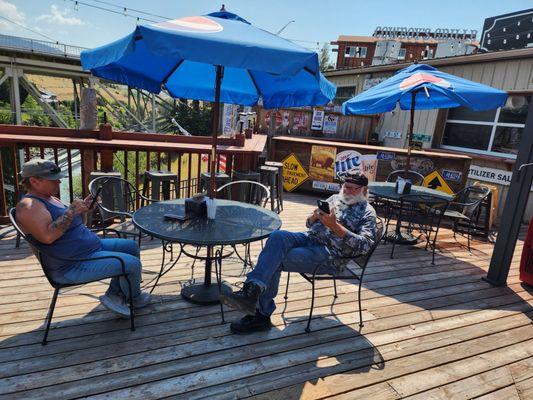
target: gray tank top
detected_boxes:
[24,195,102,280]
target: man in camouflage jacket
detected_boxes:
[221,171,377,334]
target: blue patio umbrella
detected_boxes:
[342,63,507,168]
[81,10,335,196]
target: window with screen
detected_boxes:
[344,46,367,58]
[441,95,530,158]
[334,86,357,105]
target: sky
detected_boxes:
[1,0,531,55]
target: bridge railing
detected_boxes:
[0,34,85,59]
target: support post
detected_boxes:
[485,100,533,286]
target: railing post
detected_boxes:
[98,124,114,173]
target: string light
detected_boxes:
[74,1,79,11]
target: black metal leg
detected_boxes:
[124,274,135,332]
[151,241,168,294]
[42,288,60,345]
[358,280,364,328]
[467,221,472,251]
[305,278,316,333]
[333,277,338,298]
[215,249,225,323]
[16,232,21,248]
[284,271,290,300]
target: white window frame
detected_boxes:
[441,104,527,159]
[398,48,406,60]
[344,46,367,58]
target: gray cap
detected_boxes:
[20,158,67,180]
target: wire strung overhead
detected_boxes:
[0,15,59,42]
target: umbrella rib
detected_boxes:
[161,59,185,88]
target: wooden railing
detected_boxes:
[0,124,266,223]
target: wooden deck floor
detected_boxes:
[0,193,531,399]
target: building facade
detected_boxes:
[324,47,533,222]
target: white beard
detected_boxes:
[338,192,367,206]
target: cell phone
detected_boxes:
[164,213,191,222]
[317,199,330,214]
[89,186,103,209]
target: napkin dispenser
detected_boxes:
[395,177,412,194]
[185,194,207,217]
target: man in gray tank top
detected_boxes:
[16,158,151,318]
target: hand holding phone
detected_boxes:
[317,199,330,214]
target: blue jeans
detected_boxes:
[246,230,336,316]
[55,238,142,300]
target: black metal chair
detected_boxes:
[88,176,158,245]
[390,194,449,265]
[371,170,425,239]
[444,185,491,250]
[386,170,424,185]
[9,208,135,345]
[284,217,384,333]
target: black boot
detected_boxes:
[220,281,263,315]
[230,311,272,334]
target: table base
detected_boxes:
[181,281,232,304]
[385,231,419,245]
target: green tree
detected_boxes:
[319,43,333,72]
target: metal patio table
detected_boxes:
[369,182,454,244]
[132,199,282,306]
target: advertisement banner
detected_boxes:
[322,114,338,134]
[309,145,337,182]
[293,112,309,132]
[335,150,378,182]
[311,109,325,130]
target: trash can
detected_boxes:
[519,217,533,286]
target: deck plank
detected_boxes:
[0,192,531,399]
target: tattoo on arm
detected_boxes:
[49,205,75,234]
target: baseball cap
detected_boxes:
[20,159,67,180]
[342,171,368,187]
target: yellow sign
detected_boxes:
[423,171,454,194]
[282,153,309,192]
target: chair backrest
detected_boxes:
[386,170,424,186]
[9,207,58,287]
[450,185,491,218]
[217,180,270,207]
[398,194,449,230]
[88,176,139,218]
[353,216,384,270]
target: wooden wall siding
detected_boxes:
[257,108,373,143]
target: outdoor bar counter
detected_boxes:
[271,136,472,194]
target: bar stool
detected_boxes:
[232,170,261,202]
[200,172,231,197]
[259,165,281,213]
[141,170,179,204]
[264,161,284,212]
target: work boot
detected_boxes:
[220,281,263,315]
[230,312,272,335]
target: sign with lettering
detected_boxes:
[311,109,325,130]
[412,133,432,143]
[377,151,396,161]
[312,181,341,192]
[282,153,309,192]
[468,165,514,186]
[423,171,454,195]
[442,169,462,182]
[384,131,403,139]
[363,77,387,90]
[322,114,338,134]
[373,26,477,41]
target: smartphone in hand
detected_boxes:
[317,199,330,214]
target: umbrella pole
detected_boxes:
[210,65,224,199]
[406,90,417,170]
